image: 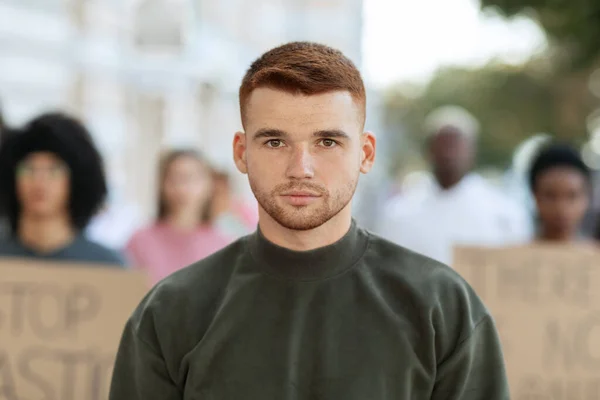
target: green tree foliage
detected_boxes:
[481,0,600,68]
[383,59,596,172]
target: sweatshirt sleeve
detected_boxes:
[431,315,510,400]
[109,319,182,400]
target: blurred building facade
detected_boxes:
[0,0,367,220]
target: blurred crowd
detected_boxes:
[376,106,596,265]
[0,110,257,284]
[0,103,596,283]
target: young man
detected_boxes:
[0,112,126,266]
[110,42,509,399]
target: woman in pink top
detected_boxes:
[209,170,259,238]
[126,149,231,285]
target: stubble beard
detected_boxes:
[249,177,358,231]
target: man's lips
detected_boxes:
[280,191,321,197]
[280,191,322,205]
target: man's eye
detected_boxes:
[320,139,337,148]
[267,139,283,148]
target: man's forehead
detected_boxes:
[247,88,355,109]
[432,126,473,141]
[244,88,362,132]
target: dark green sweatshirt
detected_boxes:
[110,220,509,399]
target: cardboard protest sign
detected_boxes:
[453,245,600,400]
[0,258,148,400]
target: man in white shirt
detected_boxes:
[378,106,533,265]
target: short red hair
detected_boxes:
[239,42,366,127]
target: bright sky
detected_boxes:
[362,0,548,88]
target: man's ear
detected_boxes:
[360,131,376,174]
[233,131,248,174]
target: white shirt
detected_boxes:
[377,173,533,265]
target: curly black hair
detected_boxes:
[0,112,108,234]
[528,142,591,193]
[0,103,14,146]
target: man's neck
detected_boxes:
[539,228,577,243]
[436,174,466,190]
[18,214,75,253]
[257,206,352,251]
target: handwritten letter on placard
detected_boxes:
[0,259,147,400]
[454,246,600,400]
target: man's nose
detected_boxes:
[285,146,315,179]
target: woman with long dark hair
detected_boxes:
[126,149,231,284]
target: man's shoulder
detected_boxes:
[467,175,515,205]
[383,190,430,218]
[365,231,492,344]
[143,235,248,303]
[128,235,249,336]
[365,232,487,312]
[366,232,459,279]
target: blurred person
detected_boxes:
[111,42,508,399]
[529,143,591,242]
[0,112,126,266]
[125,149,231,284]
[0,103,9,146]
[0,106,16,239]
[209,169,258,237]
[378,106,533,264]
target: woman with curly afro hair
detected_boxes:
[0,112,126,266]
[0,105,16,239]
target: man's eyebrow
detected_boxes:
[313,130,350,139]
[251,129,351,140]
[252,128,288,140]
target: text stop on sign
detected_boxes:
[0,282,101,341]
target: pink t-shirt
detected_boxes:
[126,223,232,285]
